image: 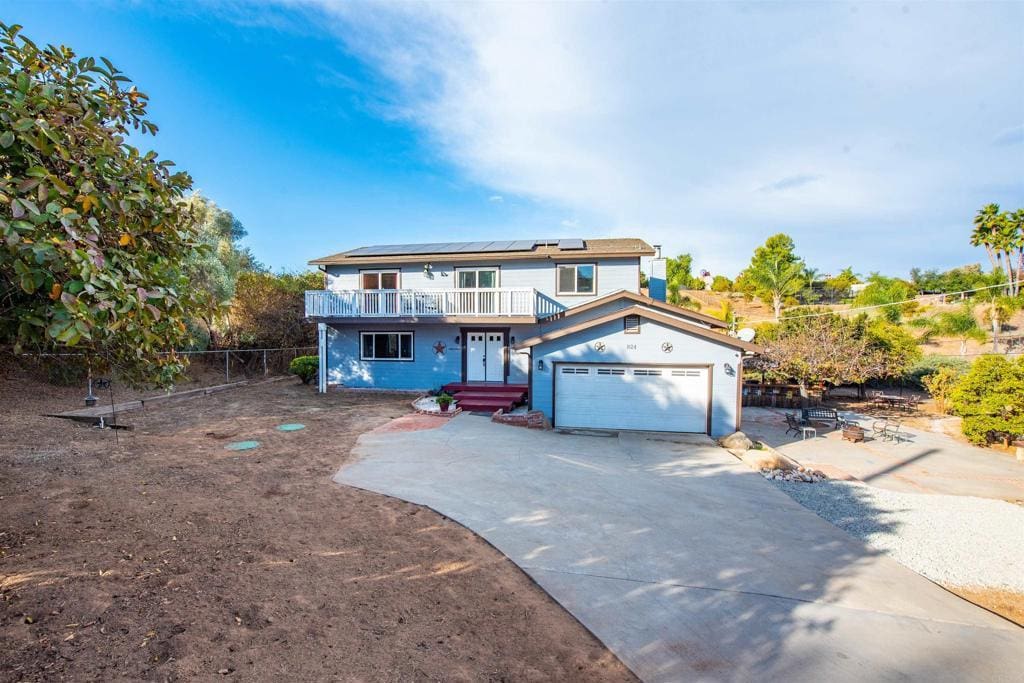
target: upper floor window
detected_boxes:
[361,270,400,290]
[456,268,498,289]
[557,263,596,295]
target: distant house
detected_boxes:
[306,238,758,436]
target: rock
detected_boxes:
[719,431,754,451]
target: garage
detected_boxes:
[554,363,710,433]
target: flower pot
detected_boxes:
[439,402,450,412]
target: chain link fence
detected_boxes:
[2,346,317,394]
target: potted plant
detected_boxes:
[436,392,454,412]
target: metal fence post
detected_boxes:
[263,350,268,376]
[225,350,230,383]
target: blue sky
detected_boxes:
[3,1,1022,278]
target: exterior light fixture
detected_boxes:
[455,335,460,344]
[537,359,545,370]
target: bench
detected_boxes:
[801,407,840,428]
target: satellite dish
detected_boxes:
[737,328,756,343]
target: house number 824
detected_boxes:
[626,344,637,350]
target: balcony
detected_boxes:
[305,288,540,319]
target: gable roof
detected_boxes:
[310,237,655,266]
[548,290,729,329]
[515,305,761,353]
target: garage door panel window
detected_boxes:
[360,332,413,361]
[557,264,596,295]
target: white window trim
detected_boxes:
[556,263,597,295]
[454,266,500,289]
[359,331,414,362]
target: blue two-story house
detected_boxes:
[306,238,758,436]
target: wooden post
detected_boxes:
[225,350,229,383]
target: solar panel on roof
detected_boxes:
[342,238,565,257]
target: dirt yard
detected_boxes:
[0,373,634,682]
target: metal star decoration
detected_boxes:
[661,342,674,353]
[433,341,446,355]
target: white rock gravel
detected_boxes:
[772,478,1024,592]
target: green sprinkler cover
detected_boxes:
[225,440,260,451]
[277,423,306,432]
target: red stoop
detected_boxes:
[441,383,528,413]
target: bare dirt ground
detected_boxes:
[0,373,634,682]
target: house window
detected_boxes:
[456,268,498,289]
[624,315,641,334]
[556,263,596,295]
[360,270,400,290]
[360,332,413,361]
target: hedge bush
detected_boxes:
[948,355,1024,445]
[289,355,318,385]
[903,356,970,389]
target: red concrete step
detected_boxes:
[455,398,517,412]
[442,383,528,395]
[452,391,526,401]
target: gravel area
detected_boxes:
[773,479,1024,592]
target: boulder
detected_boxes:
[719,431,754,451]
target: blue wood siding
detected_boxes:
[529,318,742,437]
[326,323,535,390]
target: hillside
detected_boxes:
[674,289,1024,357]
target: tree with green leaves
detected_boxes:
[226,271,321,349]
[971,203,1023,296]
[736,233,805,320]
[752,313,883,394]
[948,355,1024,445]
[852,273,917,323]
[911,305,987,356]
[974,292,1022,353]
[181,194,262,348]
[665,253,704,292]
[0,23,202,386]
[822,267,859,302]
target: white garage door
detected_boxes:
[554,364,709,433]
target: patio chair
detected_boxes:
[784,413,804,437]
[871,419,889,440]
[883,420,907,443]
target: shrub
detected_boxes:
[289,355,319,384]
[903,356,970,389]
[948,355,1024,445]
[922,367,961,414]
[711,275,733,293]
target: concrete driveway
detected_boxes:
[337,414,1024,682]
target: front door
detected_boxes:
[466,331,506,382]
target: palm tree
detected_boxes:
[1006,209,1024,296]
[972,203,1004,273]
[912,305,987,356]
[744,257,805,321]
[976,293,1023,352]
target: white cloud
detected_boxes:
[287,1,1024,275]
[488,194,504,203]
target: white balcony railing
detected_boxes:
[305,288,538,318]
